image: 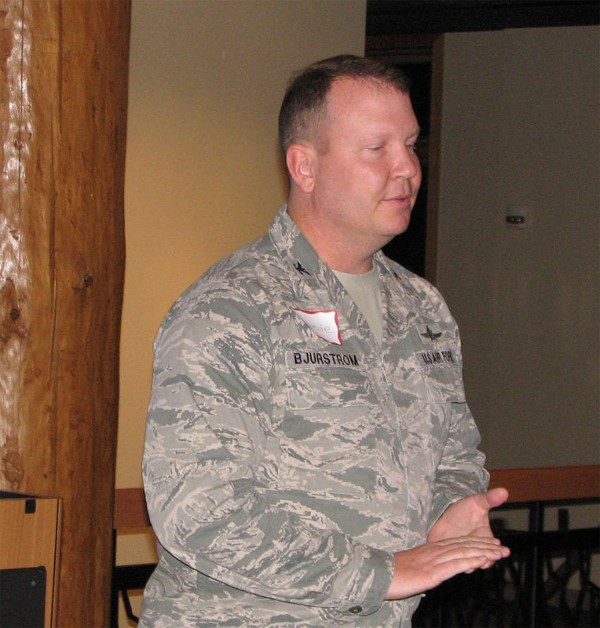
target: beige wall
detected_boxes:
[117,0,366,490]
[437,26,599,470]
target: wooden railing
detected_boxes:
[488,464,599,503]
[115,465,600,529]
[113,487,150,530]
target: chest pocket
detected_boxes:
[285,350,372,409]
[392,328,467,477]
[280,351,375,466]
[414,346,465,404]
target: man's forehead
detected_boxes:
[325,78,414,121]
[325,77,417,126]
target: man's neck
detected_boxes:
[286,201,376,274]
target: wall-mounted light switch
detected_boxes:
[506,204,531,229]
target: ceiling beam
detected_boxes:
[366,1,600,36]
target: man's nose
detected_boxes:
[392,147,419,179]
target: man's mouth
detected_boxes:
[384,192,412,204]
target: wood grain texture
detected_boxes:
[0,1,131,624]
[115,465,600,531]
[489,465,600,503]
[114,487,152,529]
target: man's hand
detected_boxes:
[428,487,509,544]
[385,488,510,600]
[385,535,510,600]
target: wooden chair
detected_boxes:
[111,489,156,626]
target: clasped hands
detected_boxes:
[385,488,510,600]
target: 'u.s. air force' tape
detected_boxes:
[285,351,361,368]
[416,349,456,369]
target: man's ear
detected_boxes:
[286,143,316,193]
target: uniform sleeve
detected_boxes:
[428,399,490,528]
[143,287,394,616]
[417,280,490,528]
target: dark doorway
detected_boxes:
[381,61,431,278]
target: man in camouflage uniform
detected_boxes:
[141,55,509,627]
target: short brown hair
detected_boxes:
[278,54,411,153]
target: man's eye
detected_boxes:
[408,143,418,154]
[368,145,383,152]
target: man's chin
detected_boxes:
[384,218,412,240]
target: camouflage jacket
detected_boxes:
[141,206,488,627]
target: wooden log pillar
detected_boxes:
[0,1,130,625]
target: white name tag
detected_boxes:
[290,307,342,345]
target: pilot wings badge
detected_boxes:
[418,324,442,342]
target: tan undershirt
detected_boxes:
[333,267,383,344]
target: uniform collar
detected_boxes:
[269,204,399,288]
[269,206,409,350]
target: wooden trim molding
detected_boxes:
[488,465,600,504]
[115,465,600,530]
[114,487,151,530]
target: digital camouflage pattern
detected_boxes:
[140,206,488,627]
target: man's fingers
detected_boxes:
[427,552,499,589]
[435,535,505,550]
[388,536,510,600]
[430,539,509,582]
[435,538,509,564]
